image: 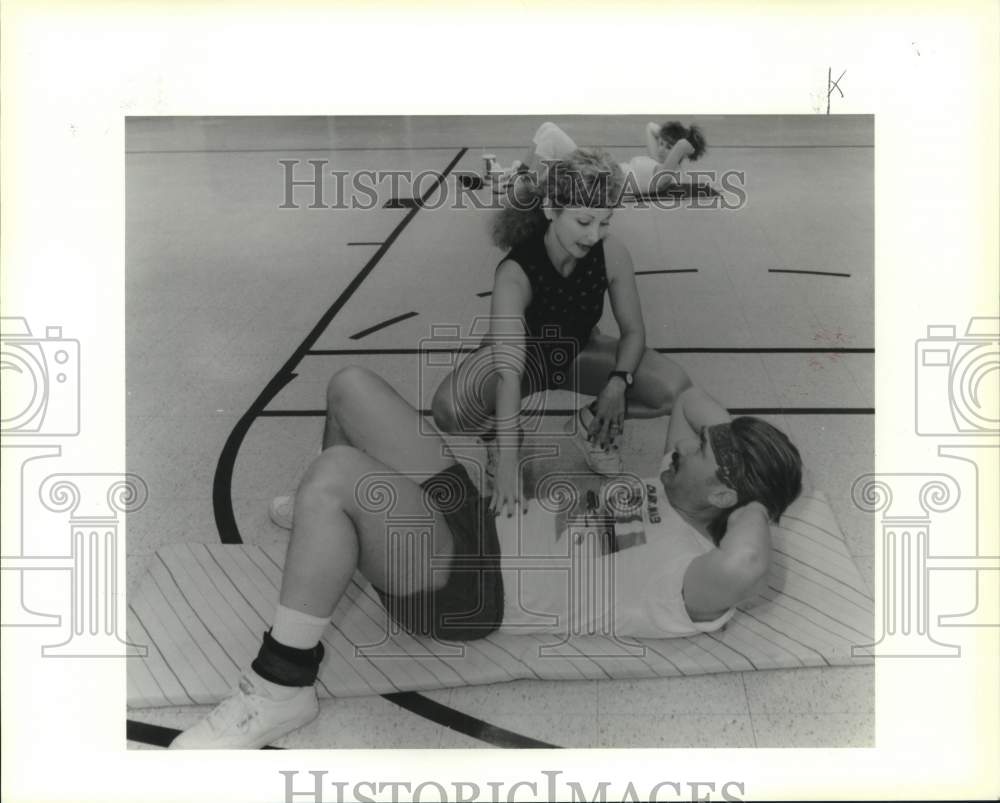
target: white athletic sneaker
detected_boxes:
[269,494,295,530]
[169,673,319,749]
[564,407,624,476]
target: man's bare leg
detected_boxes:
[172,367,458,748]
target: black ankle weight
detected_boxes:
[250,629,325,687]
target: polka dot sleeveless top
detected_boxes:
[504,227,608,350]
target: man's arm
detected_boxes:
[664,385,732,455]
[604,236,646,374]
[681,501,771,621]
[660,138,695,169]
[645,122,665,160]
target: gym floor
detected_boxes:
[125,115,875,749]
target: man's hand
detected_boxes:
[727,500,769,528]
[682,500,772,621]
[589,379,628,449]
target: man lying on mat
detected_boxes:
[171,366,802,749]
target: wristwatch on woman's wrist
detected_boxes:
[608,370,634,389]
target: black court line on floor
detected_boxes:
[347,241,385,246]
[126,146,469,154]
[770,269,852,278]
[213,147,466,545]
[126,719,284,749]
[383,197,422,209]
[127,698,557,750]
[477,271,699,294]
[306,346,875,355]
[350,311,419,340]
[207,146,564,750]
[383,693,558,749]
[390,195,724,210]
[260,407,875,418]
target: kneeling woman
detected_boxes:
[172,366,802,749]
[432,147,691,517]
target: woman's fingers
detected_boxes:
[492,480,523,518]
[598,415,614,449]
[587,413,602,442]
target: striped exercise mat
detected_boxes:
[127,491,873,707]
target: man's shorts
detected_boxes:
[373,463,504,642]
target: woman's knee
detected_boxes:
[432,366,492,433]
[641,353,693,414]
[430,380,459,433]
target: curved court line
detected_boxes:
[126,700,558,749]
[204,146,568,750]
[382,693,559,749]
[212,147,467,544]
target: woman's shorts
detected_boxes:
[373,463,504,642]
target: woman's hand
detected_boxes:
[589,380,628,449]
[491,450,525,518]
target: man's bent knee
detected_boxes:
[326,365,377,408]
[299,445,365,510]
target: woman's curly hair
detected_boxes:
[491,148,625,251]
[660,121,708,161]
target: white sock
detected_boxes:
[271,604,330,649]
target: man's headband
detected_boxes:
[707,423,745,497]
